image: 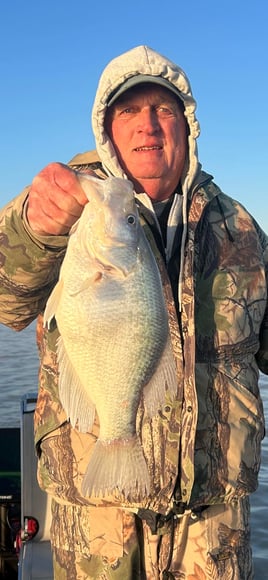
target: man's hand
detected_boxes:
[27,162,89,235]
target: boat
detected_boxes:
[0,393,53,579]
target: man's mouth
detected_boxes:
[134,146,162,151]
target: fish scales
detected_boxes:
[44,175,177,501]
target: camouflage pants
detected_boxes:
[50,497,253,579]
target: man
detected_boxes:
[0,45,267,579]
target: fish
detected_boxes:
[44,174,178,501]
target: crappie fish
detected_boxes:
[44,174,177,500]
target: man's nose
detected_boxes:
[137,109,160,133]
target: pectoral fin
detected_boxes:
[69,270,103,296]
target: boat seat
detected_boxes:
[18,393,53,580]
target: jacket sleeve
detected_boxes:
[255,220,268,375]
[0,188,67,330]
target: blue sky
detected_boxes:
[1,0,267,231]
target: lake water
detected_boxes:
[0,322,267,577]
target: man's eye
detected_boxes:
[120,107,135,115]
[157,106,174,115]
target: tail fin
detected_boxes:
[81,436,150,501]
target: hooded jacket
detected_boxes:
[0,45,267,514]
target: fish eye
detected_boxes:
[127,214,136,225]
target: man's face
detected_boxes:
[105,83,187,201]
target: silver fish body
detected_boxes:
[44,175,177,500]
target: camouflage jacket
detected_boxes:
[0,151,267,514]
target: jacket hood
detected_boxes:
[91,45,201,197]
